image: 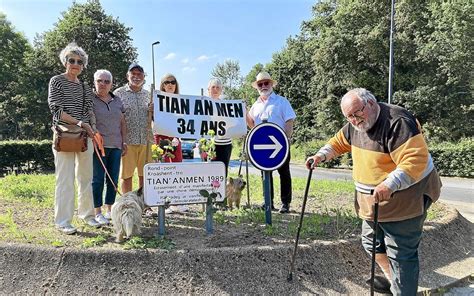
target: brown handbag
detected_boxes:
[52,82,88,152]
[52,124,88,152]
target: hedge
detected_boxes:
[0,140,55,175]
[0,139,472,178]
[296,138,473,178]
[429,138,473,178]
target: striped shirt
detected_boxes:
[209,97,232,146]
[214,136,232,146]
[48,74,94,125]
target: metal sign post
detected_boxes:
[246,122,289,225]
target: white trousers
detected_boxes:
[53,138,94,227]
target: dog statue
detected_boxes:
[111,188,145,243]
[226,176,246,210]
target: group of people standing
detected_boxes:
[48,42,254,234]
[48,41,440,294]
[48,42,138,234]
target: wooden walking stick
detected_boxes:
[287,159,314,281]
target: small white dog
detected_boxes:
[111,188,145,243]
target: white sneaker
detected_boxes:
[103,211,112,220]
[57,224,77,235]
[165,205,188,214]
[177,205,189,212]
[165,207,175,215]
[85,217,101,228]
[95,213,109,225]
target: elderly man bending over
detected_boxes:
[306,88,441,295]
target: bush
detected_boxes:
[292,140,345,168]
[0,140,54,175]
[429,138,473,178]
[1,138,472,178]
[292,138,473,178]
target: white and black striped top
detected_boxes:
[48,74,94,125]
[214,136,232,146]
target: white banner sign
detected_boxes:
[153,90,247,139]
[144,162,226,206]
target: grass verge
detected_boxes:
[0,173,449,249]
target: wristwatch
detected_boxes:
[76,120,83,127]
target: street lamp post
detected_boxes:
[150,40,167,236]
[146,40,160,164]
[151,41,160,87]
[388,0,395,104]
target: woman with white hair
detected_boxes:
[48,42,100,234]
[92,69,127,225]
[208,78,232,176]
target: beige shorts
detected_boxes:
[120,145,151,179]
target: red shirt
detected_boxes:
[153,135,182,162]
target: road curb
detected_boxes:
[0,205,471,294]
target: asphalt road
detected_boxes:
[186,155,473,222]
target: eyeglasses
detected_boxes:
[345,103,367,121]
[163,80,176,85]
[67,58,84,65]
[257,81,270,88]
[96,79,111,85]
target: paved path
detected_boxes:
[226,159,474,222]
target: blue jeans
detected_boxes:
[361,195,432,296]
[92,148,122,208]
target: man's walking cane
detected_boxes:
[287,159,314,282]
[370,193,379,296]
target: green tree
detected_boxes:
[239,63,265,108]
[267,35,316,142]
[395,1,473,141]
[257,0,473,141]
[211,59,243,99]
[19,0,138,139]
[0,13,32,139]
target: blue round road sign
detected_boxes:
[246,122,289,171]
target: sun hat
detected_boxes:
[251,71,278,88]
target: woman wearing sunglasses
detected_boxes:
[154,73,183,163]
[154,73,188,214]
[47,42,100,234]
[91,69,127,225]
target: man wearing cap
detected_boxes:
[246,71,296,213]
[113,63,152,193]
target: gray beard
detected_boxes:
[352,116,376,132]
[258,89,272,97]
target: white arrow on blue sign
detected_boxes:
[246,122,289,171]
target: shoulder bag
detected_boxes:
[52,82,88,152]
